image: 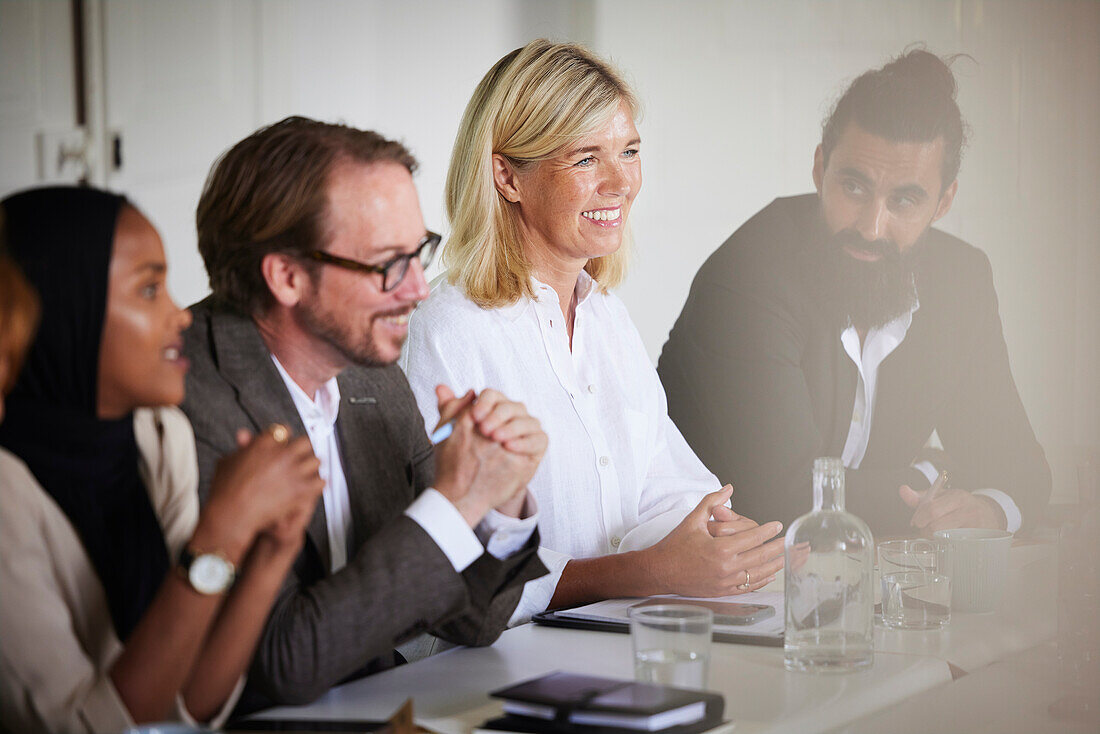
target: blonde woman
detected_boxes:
[403,40,785,622]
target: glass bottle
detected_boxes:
[784,457,874,673]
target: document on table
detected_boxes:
[557,592,785,638]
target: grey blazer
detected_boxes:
[181,297,545,712]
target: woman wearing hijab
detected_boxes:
[0,187,324,733]
[402,41,785,623]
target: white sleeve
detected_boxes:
[621,369,716,553]
[476,490,539,559]
[404,489,485,572]
[174,676,245,730]
[0,455,134,734]
[507,546,574,626]
[971,488,1023,533]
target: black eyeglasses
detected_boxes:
[307,231,441,292]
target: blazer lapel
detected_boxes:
[335,368,416,555]
[209,308,331,572]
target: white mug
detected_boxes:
[933,528,1012,613]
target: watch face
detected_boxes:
[189,553,233,594]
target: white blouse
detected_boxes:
[401,273,718,622]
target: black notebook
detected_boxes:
[484,671,724,734]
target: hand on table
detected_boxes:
[645,486,785,597]
[900,484,1006,533]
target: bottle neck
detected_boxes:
[813,457,845,511]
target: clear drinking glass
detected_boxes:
[881,571,952,629]
[784,457,875,673]
[878,539,947,578]
[629,604,712,689]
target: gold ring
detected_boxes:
[269,423,290,444]
[745,570,752,587]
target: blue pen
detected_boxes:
[430,418,456,445]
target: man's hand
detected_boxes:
[643,487,785,597]
[900,485,1006,533]
[433,385,547,526]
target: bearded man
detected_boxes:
[658,49,1051,536]
[181,117,547,713]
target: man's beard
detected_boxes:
[298,292,396,368]
[818,229,919,331]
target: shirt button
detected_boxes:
[610,536,622,548]
[599,456,610,467]
[587,384,597,394]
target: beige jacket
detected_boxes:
[0,407,239,734]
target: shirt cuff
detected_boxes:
[972,488,1022,533]
[404,489,484,572]
[912,460,939,487]
[476,490,539,560]
[175,675,245,729]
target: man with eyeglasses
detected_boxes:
[181,117,548,712]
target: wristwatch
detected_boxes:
[178,546,236,595]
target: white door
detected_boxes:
[102,0,261,306]
[0,1,82,195]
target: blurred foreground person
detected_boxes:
[403,40,784,623]
[659,49,1051,536]
[183,118,547,712]
[0,187,323,733]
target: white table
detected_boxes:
[837,641,1100,734]
[254,544,1057,734]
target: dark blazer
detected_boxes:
[181,297,545,711]
[658,195,1051,536]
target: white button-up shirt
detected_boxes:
[402,274,718,622]
[839,303,1022,532]
[271,355,535,574]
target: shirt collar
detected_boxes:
[497,272,598,323]
[270,353,341,428]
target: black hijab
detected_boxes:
[0,186,170,643]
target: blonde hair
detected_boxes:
[444,39,639,308]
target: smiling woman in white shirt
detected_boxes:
[402,40,786,622]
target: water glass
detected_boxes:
[881,571,952,629]
[878,539,946,577]
[629,604,712,689]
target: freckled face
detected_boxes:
[510,101,641,271]
[96,206,192,418]
[814,122,956,260]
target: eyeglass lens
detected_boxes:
[382,235,438,291]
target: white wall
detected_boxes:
[1,0,1095,504]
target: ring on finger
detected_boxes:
[268,423,290,444]
[737,569,752,591]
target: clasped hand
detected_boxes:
[432,384,548,527]
[202,428,325,559]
